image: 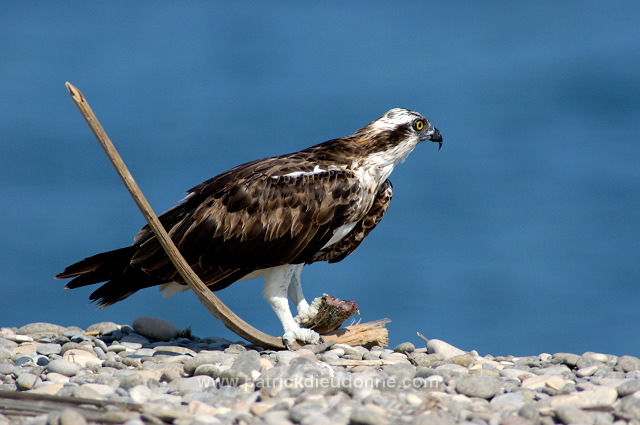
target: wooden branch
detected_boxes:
[64,82,389,350]
[65,82,288,350]
[321,318,390,348]
[0,390,141,423]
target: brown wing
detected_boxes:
[309,179,393,264]
[129,158,366,289]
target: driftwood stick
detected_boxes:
[64,82,389,350]
[321,318,390,348]
[416,332,429,345]
[64,82,288,350]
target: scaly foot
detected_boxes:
[282,326,322,350]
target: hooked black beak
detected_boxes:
[430,127,443,151]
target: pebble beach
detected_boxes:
[1,319,639,425]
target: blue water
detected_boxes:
[1,2,638,356]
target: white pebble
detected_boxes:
[129,385,151,403]
[426,339,466,359]
[5,334,33,343]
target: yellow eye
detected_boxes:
[414,120,425,131]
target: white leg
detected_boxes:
[287,266,322,325]
[263,265,320,348]
[287,265,310,314]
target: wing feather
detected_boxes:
[130,159,366,288]
[310,179,393,264]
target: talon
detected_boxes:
[281,327,321,349]
[282,330,297,350]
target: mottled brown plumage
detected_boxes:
[57,108,442,346]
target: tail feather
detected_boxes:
[88,268,168,307]
[56,246,169,306]
[56,247,137,282]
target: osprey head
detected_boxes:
[354,108,443,157]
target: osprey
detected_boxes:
[56,108,442,347]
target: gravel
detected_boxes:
[0,320,639,425]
